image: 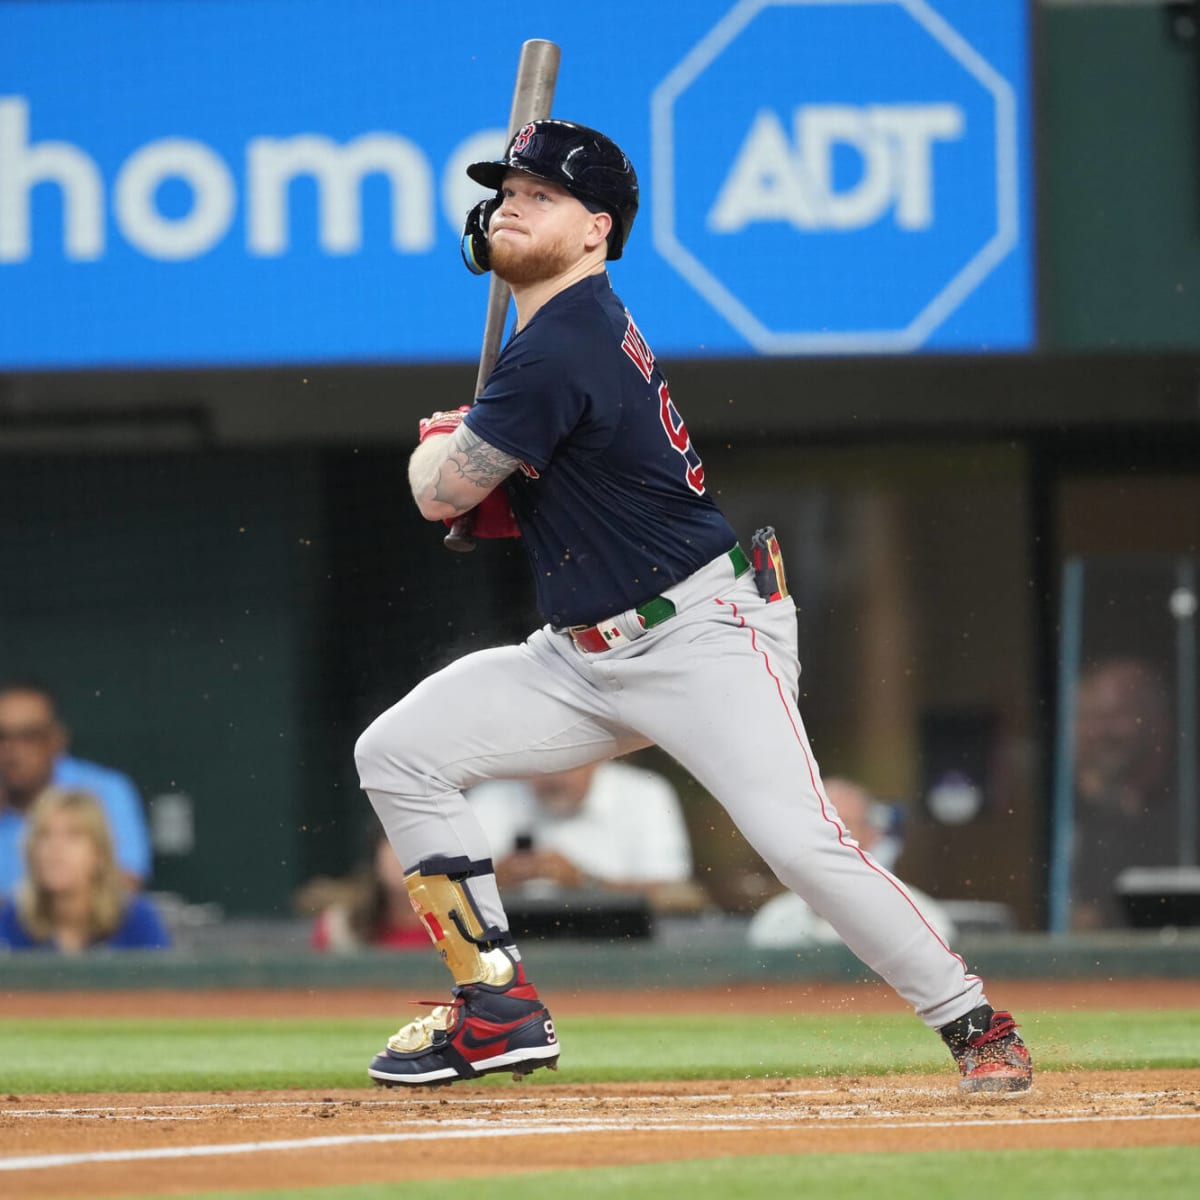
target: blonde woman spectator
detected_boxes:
[0,682,152,891]
[0,788,170,952]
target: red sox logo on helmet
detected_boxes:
[512,123,535,154]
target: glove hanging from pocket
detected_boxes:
[751,526,789,602]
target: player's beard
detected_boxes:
[490,228,580,285]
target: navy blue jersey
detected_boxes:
[464,274,737,627]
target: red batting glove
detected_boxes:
[418,405,471,442]
[442,486,521,539]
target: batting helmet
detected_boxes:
[465,119,639,261]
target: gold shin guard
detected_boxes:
[405,868,514,988]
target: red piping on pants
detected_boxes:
[715,596,978,982]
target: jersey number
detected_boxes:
[622,312,706,496]
[658,381,706,495]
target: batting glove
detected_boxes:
[442,488,521,539]
[418,405,471,442]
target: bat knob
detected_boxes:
[444,515,478,552]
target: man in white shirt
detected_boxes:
[467,759,695,905]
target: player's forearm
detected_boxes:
[408,437,470,521]
[408,424,521,522]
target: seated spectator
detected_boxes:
[0,787,170,952]
[0,681,151,891]
[467,759,706,912]
[305,829,429,953]
[1070,656,1180,929]
[747,777,957,948]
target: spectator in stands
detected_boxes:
[0,681,151,891]
[1070,656,1179,929]
[467,759,706,912]
[0,788,170,952]
[307,828,429,953]
[747,777,957,948]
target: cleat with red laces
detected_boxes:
[368,962,559,1087]
[940,1004,1033,1095]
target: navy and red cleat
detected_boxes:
[940,1004,1033,1095]
[368,964,559,1087]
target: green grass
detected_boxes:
[1,1008,1196,1093]
[156,1148,1200,1200]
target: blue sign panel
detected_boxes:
[0,0,1032,368]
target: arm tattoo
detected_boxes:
[431,425,521,508]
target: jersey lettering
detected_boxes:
[658,380,706,495]
[621,312,655,383]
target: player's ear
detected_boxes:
[584,209,613,254]
[461,197,499,275]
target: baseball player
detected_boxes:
[354,120,1032,1094]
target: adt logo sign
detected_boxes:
[652,0,1022,353]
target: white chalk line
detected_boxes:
[2,1111,1198,1174]
[0,1126,587,1173]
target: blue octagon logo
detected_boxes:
[650,0,1019,354]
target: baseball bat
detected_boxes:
[443,38,561,553]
